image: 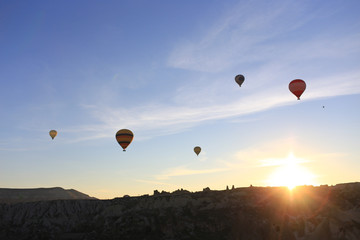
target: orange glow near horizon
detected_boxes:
[266,152,317,190]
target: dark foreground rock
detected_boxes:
[1,183,360,240]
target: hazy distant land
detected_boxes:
[1,183,360,240]
[0,187,96,204]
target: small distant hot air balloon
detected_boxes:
[235,74,245,87]
[194,146,201,156]
[116,129,134,152]
[289,79,306,100]
[49,130,57,140]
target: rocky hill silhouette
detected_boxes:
[0,187,96,204]
[0,183,359,240]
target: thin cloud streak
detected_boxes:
[0,147,33,152]
[69,70,360,143]
[155,166,229,180]
[135,179,177,187]
[167,1,314,72]
[222,137,300,169]
[259,157,310,167]
[74,93,287,141]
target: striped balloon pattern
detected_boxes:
[116,129,134,152]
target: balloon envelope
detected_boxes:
[49,130,57,140]
[194,146,201,156]
[289,79,306,100]
[235,74,245,87]
[116,129,134,151]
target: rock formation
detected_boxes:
[0,183,360,240]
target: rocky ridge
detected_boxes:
[0,187,95,204]
[0,183,360,240]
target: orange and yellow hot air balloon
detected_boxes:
[49,130,57,140]
[116,129,134,152]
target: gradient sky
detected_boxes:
[1,0,359,199]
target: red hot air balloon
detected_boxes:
[289,79,306,100]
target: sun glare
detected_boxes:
[266,152,316,190]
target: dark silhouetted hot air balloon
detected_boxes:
[289,79,306,100]
[116,129,134,151]
[49,130,57,140]
[235,74,245,87]
[194,146,201,156]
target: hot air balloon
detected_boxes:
[116,129,134,152]
[235,74,245,87]
[289,79,306,100]
[194,146,201,156]
[49,130,57,140]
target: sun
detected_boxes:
[266,152,316,190]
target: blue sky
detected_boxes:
[1,0,359,199]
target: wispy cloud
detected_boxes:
[67,68,360,143]
[221,137,300,168]
[197,151,208,162]
[0,147,32,152]
[76,68,359,140]
[258,156,310,167]
[134,179,177,187]
[72,91,289,140]
[49,1,360,143]
[0,138,43,152]
[154,166,229,180]
[167,1,315,72]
